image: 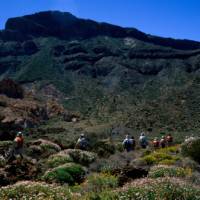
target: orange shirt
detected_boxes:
[14,136,24,148]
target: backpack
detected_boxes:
[160,139,166,147]
[131,139,136,148]
[79,138,87,149]
[124,139,132,149]
[153,140,159,147]
[166,136,173,142]
[140,136,147,146]
[160,139,165,144]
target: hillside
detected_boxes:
[0,11,200,132]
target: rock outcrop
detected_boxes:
[3,11,200,50]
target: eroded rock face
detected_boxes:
[0,95,69,140]
[0,79,24,99]
[0,94,48,139]
[0,79,70,140]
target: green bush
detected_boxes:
[159,159,177,165]
[149,166,192,178]
[43,163,85,185]
[0,141,12,154]
[0,140,13,148]
[46,154,73,168]
[142,155,157,165]
[141,148,180,165]
[28,139,61,158]
[159,145,180,154]
[181,137,200,163]
[83,173,118,193]
[66,149,97,166]
[92,141,116,158]
[0,156,6,167]
[40,143,61,153]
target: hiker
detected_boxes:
[123,135,134,152]
[166,134,173,146]
[139,132,148,149]
[152,137,160,149]
[75,134,88,150]
[160,136,166,148]
[13,131,24,159]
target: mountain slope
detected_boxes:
[0,11,200,132]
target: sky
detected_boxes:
[0,0,200,41]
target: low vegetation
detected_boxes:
[0,182,70,200]
[42,163,85,185]
[46,154,73,168]
[181,137,200,163]
[149,165,192,178]
[141,146,180,165]
[89,179,200,200]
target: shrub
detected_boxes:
[43,163,85,185]
[141,147,180,165]
[40,143,61,152]
[0,140,12,154]
[89,152,132,173]
[84,178,200,200]
[0,140,13,148]
[98,162,119,174]
[180,157,199,170]
[46,154,73,168]
[0,155,6,167]
[159,145,180,154]
[153,152,174,160]
[92,141,116,158]
[118,182,200,200]
[29,139,61,158]
[82,173,118,193]
[159,159,177,165]
[142,149,152,156]
[149,166,192,178]
[0,181,71,200]
[142,155,157,165]
[181,137,200,163]
[65,149,97,166]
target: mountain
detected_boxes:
[2,11,200,50]
[1,11,200,132]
